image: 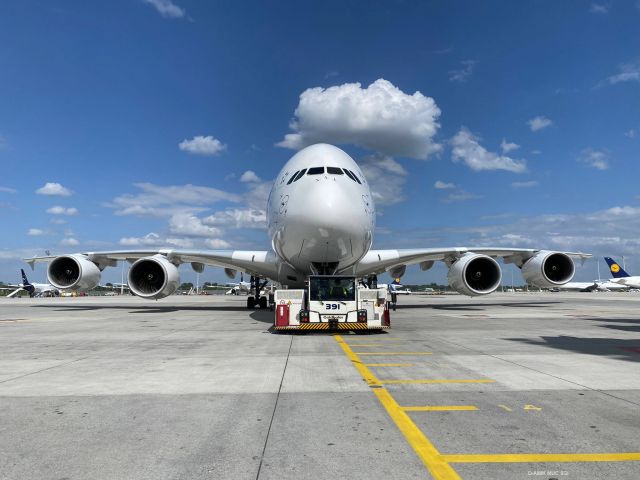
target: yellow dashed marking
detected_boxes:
[498,404,513,412]
[403,406,479,412]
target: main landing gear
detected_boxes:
[246,275,274,310]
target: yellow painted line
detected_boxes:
[442,453,640,463]
[355,352,433,355]
[403,406,478,412]
[364,363,414,367]
[498,404,512,412]
[381,379,495,385]
[335,335,461,480]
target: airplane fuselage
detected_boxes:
[267,144,375,276]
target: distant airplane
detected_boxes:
[25,144,590,308]
[604,257,640,288]
[557,280,628,292]
[388,278,412,295]
[0,269,60,298]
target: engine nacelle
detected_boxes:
[48,255,101,291]
[128,255,180,300]
[447,253,502,296]
[521,251,575,287]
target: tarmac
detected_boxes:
[0,291,639,480]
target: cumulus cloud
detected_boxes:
[119,233,194,248]
[449,60,476,83]
[179,135,226,156]
[589,3,609,13]
[47,206,79,216]
[27,228,47,236]
[168,213,222,237]
[500,139,520,154]
[240,170,261,183]
[277,79,442,159]
[205,238,231,249]
[434,181,456,190]
[528,116,552,132]
[0,186,16,194]
[61,237,79,247]
[603,59,640,85]
[108,183,240,217]
[203,208,267,229]
[359,155,408,206]
[36,182,72,197]
[579,148,610,170]
[141,0,186,18]
[451,128,527,173]
[511,180,539,189]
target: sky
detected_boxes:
[0,0,639,286]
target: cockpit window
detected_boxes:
[307,167,325,175]
[326,167,343,175]
[287,171,300,185]
[343,169,356,181]
[293,168,307,182]
[348,170,362,184]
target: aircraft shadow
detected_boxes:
[396,301,560,311]
[506,333,640,363]
[30,304,263,314]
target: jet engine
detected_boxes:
[521,251,574,287]
[447,253,502,296]
[48,255,101,291]
[128,255,180,299]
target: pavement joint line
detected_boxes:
[255,333,294,480]
[380,379,495,384]
[431,336,640,408]
[363,363,414,367]
[402,406,479,411]
[354,352,433,355]
[334,335,462,480]
[441,453,640,463]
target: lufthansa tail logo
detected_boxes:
[611,264,620,273]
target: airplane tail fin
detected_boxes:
[21,269,32,286]
[20,269,35,295]
[604,257,630,278]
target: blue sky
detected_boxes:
[0,0,639,285]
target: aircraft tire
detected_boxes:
[247,296,255,309]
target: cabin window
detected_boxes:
[307,167,325,175]
[326,167,343,175]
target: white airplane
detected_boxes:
[557,280,628,292]
[604,257,640,288]
[24,143,590,307]
[0,269,60,298]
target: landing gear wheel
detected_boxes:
[259,296,268,309]
[247,296,255,309]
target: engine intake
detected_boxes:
[448,253,502,296]
[48,255,101,291]
[128,255,180,299]
[521,251,575,287]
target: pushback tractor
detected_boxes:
[273,275,390,331]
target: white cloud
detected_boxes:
[108,183,240,217]
[589,3,609,13]
[625,129,636,138]
[204,238,231,249]
[579,148,609,170]
[441,189,481,203]
[528,116,552,132]
[47,206,79,216]
[449,60,476,83]
[500,138,520,154]
[168,213,222,237]
[203,208,267,229]
[277,78,442,159]
[27,228,47,236]
[451,128,527,173]
[179,135,226,156]
[50,218,66,225]
[36,182,72,197]
[120,233,163,246]
[602,59,640,85]
[141,0,186,18]
[0,186,16,194]
[359,155,408,206]
[434,181,456,190]
[240,170,261,183]
[61,237,79,247]
[511,180,539,188]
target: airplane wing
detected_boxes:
[352,247,591,278]
[25,249,280,279]
[6,288,24,298]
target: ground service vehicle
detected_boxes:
[273,276,390,331]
